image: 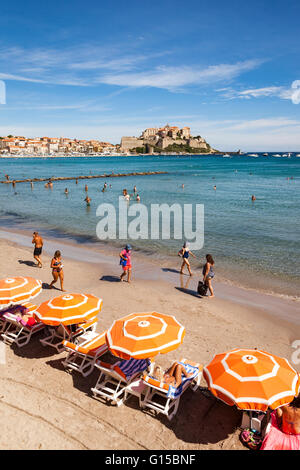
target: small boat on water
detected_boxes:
[296,154,300,157]
[263,153,269,156]
[272,154,281,157]
[223,154,232,158]
[248,153,259,157]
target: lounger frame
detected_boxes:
[140,359,203,421]
[40,317,97,353]
[91,360,152,407]
[1,314,45,348]
[62,331,108,377]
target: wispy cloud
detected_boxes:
[98,60,263,91]
[218,80,300,104]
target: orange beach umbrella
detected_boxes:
[34,293,102,326]
[204,348,300,412]
[0,276,42,307]
[106,312,185,360]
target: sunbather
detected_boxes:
[16,309,37,327]
[261,396,300,450]
[153,362,193,387]
[276,396,300,435]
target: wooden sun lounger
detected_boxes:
[140,358,203,421]
[62,330,108,377]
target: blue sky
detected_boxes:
[0,0,299,150]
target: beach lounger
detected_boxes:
[91,357,151,406]
[140,358,203,421]
[0,301,37,334]
[40,316,98,353]
[62,330,108,377]
[1,303,45,348]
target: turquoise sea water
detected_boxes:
[0,154,299,297]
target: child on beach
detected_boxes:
[120,244,132,283]
[50,250,65,291]
[178,242,196,276]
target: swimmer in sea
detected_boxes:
[213,185,217,190]
[251,195,256,201]
[64,188,69,195]
[84,196,91,206]
[133,185,137,193]
[85,184,88,192]
[136,194,140,202]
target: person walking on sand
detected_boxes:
[32,231,43,268]
[120,244,132,283]
[178,242,196,276]
[50,250,65,291]
[203,254,215,298]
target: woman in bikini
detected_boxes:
[50,250,65,291]
[203,254,215,298]
[153,362,193,388]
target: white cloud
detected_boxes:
[219,80,300,104]
[98,60,262,91]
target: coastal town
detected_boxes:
[0,124,214,157]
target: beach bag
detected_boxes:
[197,281,208,296]
[240,428,263,450]
[119,257,127,267]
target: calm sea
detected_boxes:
[0,154,299,297]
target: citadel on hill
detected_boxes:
[120,124,214,154]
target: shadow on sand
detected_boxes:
[162,268,182,274]
[175,287,202,298]
[100,275,120,283]
[140,388,241,445]
[18,260,37,267]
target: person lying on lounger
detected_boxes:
[16,308,37,327]
[153,362,193,388]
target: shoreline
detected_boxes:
[0,210,299,301]
[0,226,299,328]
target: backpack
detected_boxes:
[240,428,263,450]
[197,281,208,296]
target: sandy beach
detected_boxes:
[0,230,299,450]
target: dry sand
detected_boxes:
[0,233,299,450]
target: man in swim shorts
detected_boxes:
[32,232,43,268]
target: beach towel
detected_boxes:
[116,358,151,381]
[167,362,199,399]
[260,411,300,450]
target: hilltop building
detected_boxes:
[120,124,212,153]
